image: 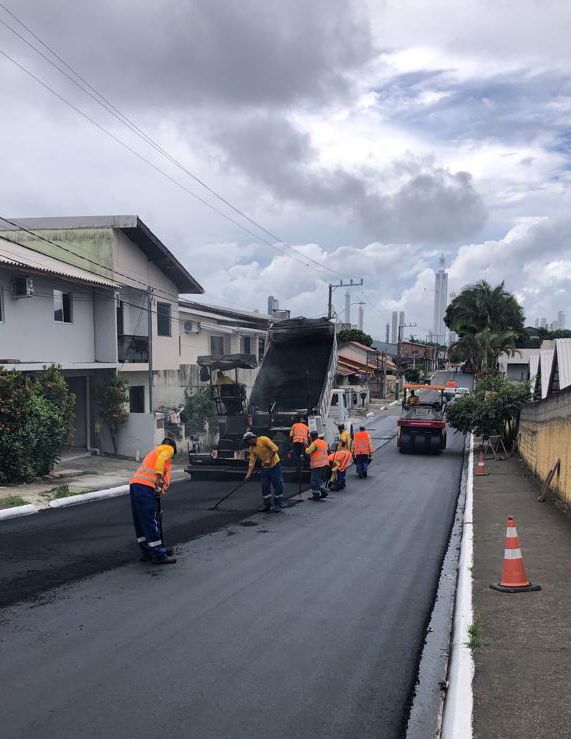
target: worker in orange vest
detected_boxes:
[353,425,373,479]
[305,431,329,501]
[289,416,309,469]
[129,438,177,564]
[328,449,353,491]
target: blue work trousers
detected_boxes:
[332,469,346,490]
[261,463,285,508]
[355,455,370,478]
[130,483,168,559]
[310,466,328,494]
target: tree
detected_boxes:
[0,365,76,483]
[404,367,421,383]
[337,329,373,347]
[446,375,530,446]
[97,373,129,455]
[444,281,525,337]
[184,387,217,431]
[449,328,520,375]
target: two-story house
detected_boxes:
[0,216,203,456]
[0,236,118,450]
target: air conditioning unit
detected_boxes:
[183,320,200,334]
[11,276,34,298]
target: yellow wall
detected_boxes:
[519,418,571,502]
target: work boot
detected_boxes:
[258,503,272,513]
[320,490,329,499]
[140,547,174,562]
[152,555,177,565]
[310,492,321,501]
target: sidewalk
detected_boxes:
[0,449,189,509]
[473,453,571,738]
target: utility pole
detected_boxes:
[147,287,154,414]
[327,278,364,320]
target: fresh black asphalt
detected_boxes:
[0,373,470,738]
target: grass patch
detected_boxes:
[2,495,28,507]
[40,485,75,500]
[467,621,484,650]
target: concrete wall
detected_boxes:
[519,387,571,502]
[100,412,158,458]
[0,268,116,364]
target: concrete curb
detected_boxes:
[441,433,475,738]
[0,504,39,520]
[48,485,130,509]
[388,399,401,407]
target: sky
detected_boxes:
[0,0,570,337]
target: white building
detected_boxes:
[0,216,204,456]
[391,310,405,343]
[0,237,118,451]
[433,255,448,345]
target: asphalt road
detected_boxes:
[0,373,470,738]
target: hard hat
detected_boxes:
[242,431,257,442]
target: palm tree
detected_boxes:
[450,328,520,375]
[444,281,525,336]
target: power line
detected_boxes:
[0,20,348,282]
[0,5,311,260]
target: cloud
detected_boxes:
[8,0,372,110]
[210,112,487,242]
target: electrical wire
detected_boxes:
[0,5,336,273]
[0,37,346,281]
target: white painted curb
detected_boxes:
[441,433,474,738]
[48,485,129,508]
[0,503,39,520]
[388,399,401,407]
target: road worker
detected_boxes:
[353,425,373,479]
[328,449,353,491]
[244,432,285,512]
[289,416,309,469]
[215,370,236,385]
[406,390,420,406]
[129,437,177,564]
[337,424,352,451]
[305,431,329,501]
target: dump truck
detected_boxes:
[187,317,348,480]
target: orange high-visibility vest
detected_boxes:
[352,431,373,456]
[130,447,173,491]
[329,450,352,472]
[308,438,329,468]
[290,422,309,444]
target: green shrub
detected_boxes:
[446,375,530,445]
[184,387,217,430]
[0,366,75,484]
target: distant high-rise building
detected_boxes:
[534,318,540,328]
[433,255,448,345]
[345,291,351,324]
[391,311,398,343]
[267,296,279,315]
[541,317,547,328]
[358,304,364,331]
[385,323,390,343]
[398,311,405,341]
[558,311,566,330]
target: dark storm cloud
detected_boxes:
[211,112,487,243]
[8,0,372,109]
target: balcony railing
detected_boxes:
[118,334,149,363]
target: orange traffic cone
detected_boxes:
[490,516,541,593]
[475,451,488,476]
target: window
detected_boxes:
[241,336,252,354]
[157,302,171,337]
[210,335,225,356]
[129,385,145,413]
[53,290,72,323]
[116,300,124,336]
